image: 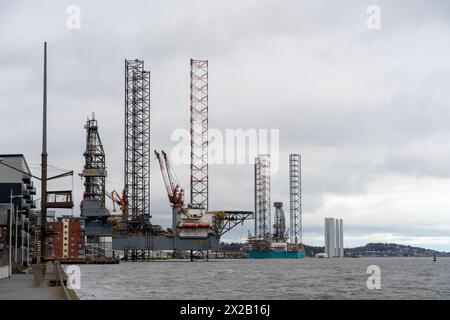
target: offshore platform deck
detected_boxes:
[112,234,221,252]
[109,210,253,259]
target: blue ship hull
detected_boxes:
[246,250,305,259]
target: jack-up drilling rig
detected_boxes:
[245,154,305,259]
[107,58,253,260]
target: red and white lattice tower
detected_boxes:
[190,59,208,210]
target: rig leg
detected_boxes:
[190,250,193,262]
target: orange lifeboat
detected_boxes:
[182,222,197,228]
[180,222,211,228]
[197,222,210,228]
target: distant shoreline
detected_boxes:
[219,242,450,258]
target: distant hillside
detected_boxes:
[344,243,450,257]
[220,242,450,257]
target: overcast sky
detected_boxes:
[1,0,450,251]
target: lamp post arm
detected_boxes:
[47,171,73,181]
[0,161,73,181]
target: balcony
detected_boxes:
[27,183,36,195]
[22,176,31,184]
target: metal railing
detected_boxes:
[54,261,78,300]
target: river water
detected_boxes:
[74,257,450,299]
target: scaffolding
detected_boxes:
[190,59,208,210]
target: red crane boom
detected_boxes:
[155,150,184,206]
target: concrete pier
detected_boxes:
[0,273,65,300]
[0,260,78,300]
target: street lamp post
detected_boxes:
[21,213,25,267]
[27,218,30,266]
[41,42,48,263]
[9,191,12,277]
[15,205,18,263]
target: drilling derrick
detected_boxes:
[254,154,271,241]
[125,59,151,223]
[273,202,286,242]
[190,59,208,210]
[289,154,302,247]
[80,113,108,218]
[80,113,109,257]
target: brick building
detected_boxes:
[45,216,85,259]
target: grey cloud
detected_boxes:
[1,0,450,249]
